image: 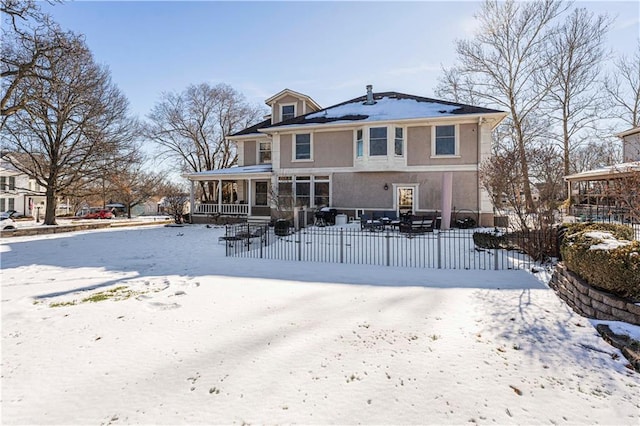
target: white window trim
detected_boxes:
[256,140,272,164]
[354,129,364,159]
[280,103,296,122]
[431,124,460,158]
[368,126,388,157]
[354,125,408,161]
[292,132,314,162]
[394,126,405,157]
[392,183,420,213]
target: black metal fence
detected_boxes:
[222,222,558,271]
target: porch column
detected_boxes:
[189,180,195,223]
[217,179,222,213]
[247,178,253,217]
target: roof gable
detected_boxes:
[264,89,321,110]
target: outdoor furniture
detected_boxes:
[218,226,266,244]
[360,213,384,232]
[399,214,435,233]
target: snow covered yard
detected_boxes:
[1,224,639,425]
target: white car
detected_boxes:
[1,217,17,230]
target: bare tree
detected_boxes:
[145,83,265,202]
[1,31,139,225]
[604,167,640,223]
[160,182,189,224]
[438,0,567,212]
[572,139,621,174]
[604,41,640,128]
[1,0,67,126]
[108,163,164,219]
[546,8,611,180]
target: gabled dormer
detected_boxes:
[265,89,322,124]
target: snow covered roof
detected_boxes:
[261,92,505,131]
[229,91,506,137]
[184,164,273,181]
[230,118,272,137]
[564,161,640,182]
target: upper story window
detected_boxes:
[281,104,295,121]
[258,141,271,164]
[394,127,404,156]
[0,176,15,191]
[294,133,312,161]
[356,129,363,158]
[369,127,387,156]
[433,125,457,156]
[354,125,405,159]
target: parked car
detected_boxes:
[0,210,18,220]
[1,217,16,230]
[82,209,114,219]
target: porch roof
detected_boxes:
[564,161,640,182]
[184,164,273,181]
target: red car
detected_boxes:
[82,209,114,219]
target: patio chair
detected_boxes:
[360,213,384,232]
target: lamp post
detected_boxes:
[36,206,41,223]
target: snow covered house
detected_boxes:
[185,86,508,226]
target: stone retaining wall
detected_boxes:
[549,263,640,326]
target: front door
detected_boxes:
[397,187,415,215]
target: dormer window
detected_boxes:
[281,104,295,121]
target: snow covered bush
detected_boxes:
[561,223,640,301]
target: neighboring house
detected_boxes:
[564,126,640,222]
[618,126,640,162]
[0,156,46,218]
[185,86,508,226]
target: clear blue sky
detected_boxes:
[43,1,639,120]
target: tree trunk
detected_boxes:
[44,186,57,225]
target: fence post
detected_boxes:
[298,229,302,262]
[494,248,499,270]
[385,229,390,267]
[260,225,264,259]
[437,230,442,269]
[340,229,344,264]
[225,225,229,257]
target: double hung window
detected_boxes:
[258,141,271,164]
[434,125,456,156]
[369,127,387,156]
[394,127,404,156]
[281,104,295,121]
[294,133,312,160]
[356,129,363,158]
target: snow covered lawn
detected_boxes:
[2,224,639,424]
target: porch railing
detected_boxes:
[194,203,248,216]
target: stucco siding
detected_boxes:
[279,130,354,168]
[243,140,256,166]
[406,123,478,166]
[331,171,479,211]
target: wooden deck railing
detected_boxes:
[194,203,249,216]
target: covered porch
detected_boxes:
[184,165,273,221]
[564,162,640,223]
